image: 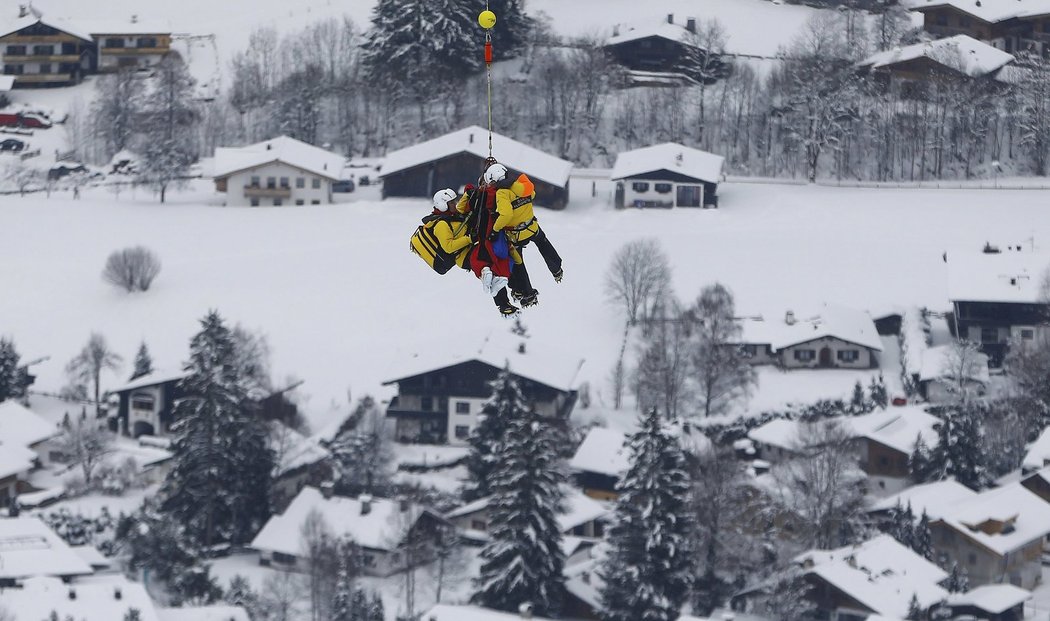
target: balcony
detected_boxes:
[100,46,170,55]
[13,73,75,84]
[243,185,291,199]
[3,54,81,63]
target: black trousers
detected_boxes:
[509,227,561,295]
[494,287,512,308]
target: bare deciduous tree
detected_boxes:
[604,239,671,325]
[328,396,393,496]
[55,410,114,487]
[300,509,346,621]
[259,571,306,621]
[634,297,692,419]
[938,338,987,405]
[690,283,756,418]
[66,333,122,416]
[103,246,162,292]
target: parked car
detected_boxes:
[48,163,88,180]
[333,179,356,193]
[0,112,52,129]
[0,138,25,152]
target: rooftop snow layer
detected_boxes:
[796,534,948,618]
[268,420,330,476]
[935,482,1050,555]
[212,136,345,181]
[78,19,173,35]
[610,142,725,184]
[0,400,59,447]
[946,583,1031,614]
[113,368,188,393]
[0,75,14,92]
[747,418,804,451]
[378,125,573,188]
[568,427,629,477]
[447,487,609,533]
[251,487,433,554]
[908,0,1050,23]
[859,35,1014,77]
[846,406,940,455]
[605,17,700,47]
[0,518,94,580]
[1024,427,1050,470]
[0,441,35,479]
[0,575,160,621]
[0,15,93,41]
[421,605,558,621]
[919,344,990,383]
[869,479,978,519]
[737,305,883,352]
[946,251,1050,303]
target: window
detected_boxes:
[878,456,889,466]
[104,38,125,48]
[131,394,155,411]
[455,425,470,439]
[266,177,276,189]
[455,401,470,414]
[312,178,321,189]
[676,184,702,207]
[935,13,948,26]
[296,177,305,188]
[471,519,487,530]
[250,197,260,207]
[421,396,433,411]
[39,64,51,74]
[32,45,54,56]
[279,176,290,188]
[250,175,260,187]
[968,552,977,565]
[959,16,971,27]
[273,552,296,565]
[273,198,282,206]
[981,327,999,344]
[136,37,158,49]
[631,181,650,193]
[837,350,859,362]
[1021,329,1035,340]
[295,199,304,205]
[743,344,757,356]
[1044,21,1050,33]
[4,65,24,75]
[7,45,26,56]
[794,349,815,362]
[61,42,77,55]
[362,554,375,567]
[654,182,673,194]
[311,200,321,205]
[59,63,79,73]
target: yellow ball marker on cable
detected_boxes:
[479,10,496,29]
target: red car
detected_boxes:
[0,112,52,129]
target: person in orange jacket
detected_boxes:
[457,175,523,317]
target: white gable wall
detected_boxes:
[780,337,876,369]
[223,163,333,207]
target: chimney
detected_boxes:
[785,310,796,325]
[320,481,334,499]
[667,13,674,25]
[518,342,526,354]
[469,132,474,144]
[581,571,591,585]
[360,494,373,515]
[266,143,272,150]
[518,603,534,620]
[131,14,138,24]
[613,25,620,36]
[114,586,123,600]
[687,18,697,34]
[18,4,29,17]
[68,588,77,600]
[1011,277,1017,286]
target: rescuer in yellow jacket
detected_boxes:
[410,188,473,274]
[484,164,564,308]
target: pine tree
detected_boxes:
[463,367,526,501]
[485,0,534,56]
[887,500,915,549]
[472,406,565,616]
[161,311,274,548]
[914,510,934,561]
[923,405,989,490]
[368,592,384,621]
[945,562,969,593]
[906,594,923,621]
[868,374,888,409]
[331,561,355,621]
[850,380,866,412]
[600,408,695,621]
[130,342,153,381]
[910,433,934,483]
[0,337,26,402]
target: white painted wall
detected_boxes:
[222,163,333,207]
[129,387,163,437]
[445,396,488,446]
[780,337,875,369]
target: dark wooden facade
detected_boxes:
[114,378,181,437]
[917,5,1050,57]
[1021,471,1050,503]
[861,438,911,479]
[381,151,569,209]
[951,300,1049,366]
[1,22,93,87]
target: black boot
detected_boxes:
[494,288,520,317]
[519,289,539,307]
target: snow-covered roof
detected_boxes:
[1024,427,1050,471]
[113,368,188,393]
[858,35,1014,77]
[422,605,558,621]
[0,575,160,621]
[0,400,59,447]
[70,544,112,570]
[0,441,35,479]
[157,606,251,621]
[446,487,610,534]
[796,535,948,618]
[0,518,94,580]
[0,75,14,92]
[268,421,330,476]
[918,344,990,383]
[383,330,584,394]
[869,479,978,520]
[213,136,345,181]
[909,0,1050,23]
[605,18,701,48]
[568,427,629,477]
[947,583,1031,614]
[946,251,1050,304]
[378,125,573,188]
[934,482,1050,555]
[610,143,725,184]
[0,15,93,41]
[251,487,436,555]
[747,418,804,452]
[847,406,940,455]
[79,19,173,35]
[737,305,883,352]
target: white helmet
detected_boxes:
[432,188,456,211]
[484,163,508,184]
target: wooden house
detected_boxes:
[211,136,344,207]
[611,142,724,208]
[911,0,1050,57]
[603,13,726,86]
[378,126,573,209]
[857,35,1015,97]
[735,305,883,369]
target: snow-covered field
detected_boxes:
[4,181,1049,433]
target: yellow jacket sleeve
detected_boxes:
[434,221,471,254]
[493,188,515,231]
[455,193,471,214]
[510,245,522,264]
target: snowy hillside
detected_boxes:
[3,181,1047,431]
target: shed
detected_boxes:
[611,143,724,208]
